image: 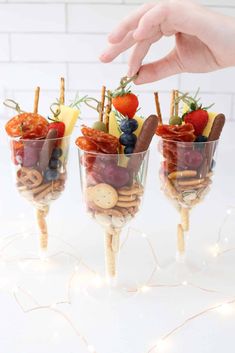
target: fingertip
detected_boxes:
[99,53,112,63]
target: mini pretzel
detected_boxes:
[168,170,197,180]
[34,181,61,201]
[17,167,43,189]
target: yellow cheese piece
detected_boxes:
[109,111,121,138]
[58,105,80,136]
[134,116,144,137]
[202,112,218,137]
[109,111,144,138]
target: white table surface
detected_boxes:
[0,119,235,353]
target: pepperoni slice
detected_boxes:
[5,113,48,139]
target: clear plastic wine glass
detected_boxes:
[77,148,149,298]
[4,135,72,270]
[157,138,219,283]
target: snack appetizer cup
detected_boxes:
[5,79,80,256]
[76,77,158,284]
[156,90,225,282]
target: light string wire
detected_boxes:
[148,297,235,353]
[1,219,235,353]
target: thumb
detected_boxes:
[134,49,183,84]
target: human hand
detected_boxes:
[100,0,235,84]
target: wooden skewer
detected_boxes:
[170,89,176,118]
[33,87,40,114]
[60,77,65,105]
[99,85,106,122]
[154,92,163,125]
[104,90,112,131]
[175,89,179,117]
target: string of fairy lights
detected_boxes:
[0,208,235,353]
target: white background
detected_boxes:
[1,1,235,353]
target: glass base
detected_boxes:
[68,226,159,302]
[0,230,80,275]
[154,252,207,285]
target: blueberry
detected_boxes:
[44,169,59,182]
[196,135,208,143]
[51,147,63,159]
[49,158,62,170]
[119,133,137,147]
[124,146,134,155]
[120,119,138,134]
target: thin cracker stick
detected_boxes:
[177,224,185,254]
[104,232,116,278]
[33,87,40,114]
[154,92,162,125]
[181,207,189,232]
[170,89,176,118]
[60,77,65,105]
[36,207,49,250]
[104,90,112,131]
[99,85,106,122]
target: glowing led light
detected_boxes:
[211,244,220,258]
[182,281,188,286]
[91,275,103,288]
[226,209,232,215]
[87,345,95,353]
[142,233,147,238]
[141,285,151,293]
[75,264,80,272]
[217,303,234,316]
[50,303,57,309]
[156,339,169,352]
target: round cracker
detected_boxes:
[91,183,118,209]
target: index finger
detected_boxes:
[108,2,155,44]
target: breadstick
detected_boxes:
[60,77,65,105]
[99,85,106,122]
[104,90,112,131]
[33,86,40,114]
[181,207,189,232]
[104,232,115,278]
[154,92,162,125]
[177,224,185,254]
[170,90,176,118]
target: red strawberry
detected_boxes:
[184,109,208,136]
[112,93,139,119]
[48,121,65,138]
